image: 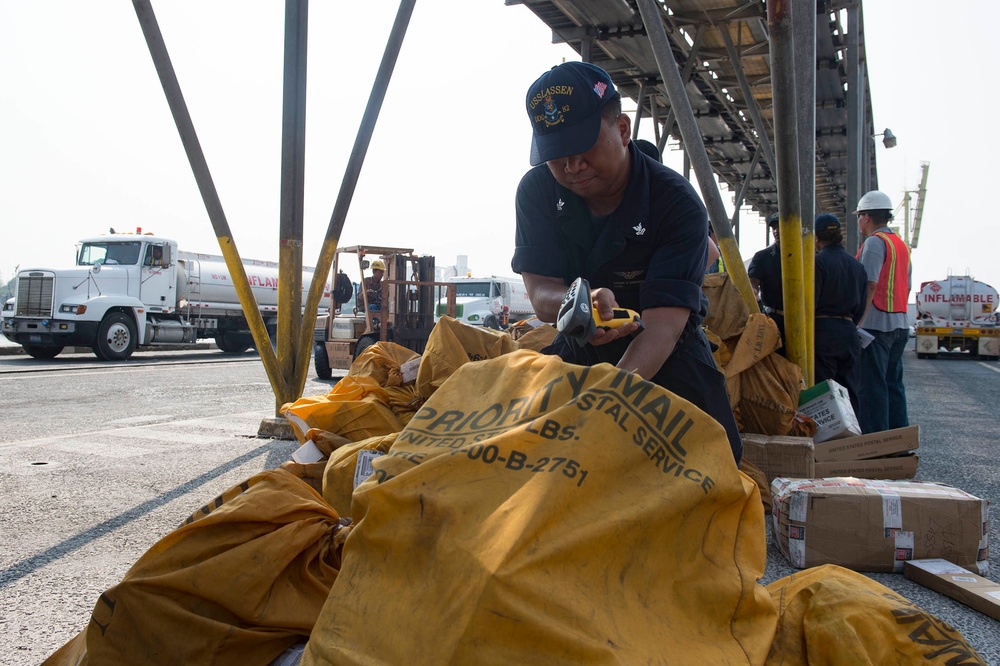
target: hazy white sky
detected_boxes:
[1,1,997,296]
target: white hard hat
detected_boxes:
[854,190,893,213]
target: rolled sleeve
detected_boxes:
[640,278,703,312]
[512,168,569,278]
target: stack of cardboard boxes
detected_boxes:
[742,379,920,484]
[743,382,994,624]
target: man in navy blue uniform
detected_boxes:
[747,213,785,351]
[813,213,868,415]
[511,61,741,464]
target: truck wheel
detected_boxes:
[93,312,137,361]
[23,345,64,359]
[314,343,333,379]
[353,333,380,361]
[484,314,500,330]
[215,331,252,354]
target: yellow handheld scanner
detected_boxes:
[557,277,644,346]
[595,307,643,332]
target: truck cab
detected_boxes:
[435,276,534,329]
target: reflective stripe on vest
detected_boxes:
[870,231,909,313]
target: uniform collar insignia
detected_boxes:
[632,221,646,236]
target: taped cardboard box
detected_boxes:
[903,559,1000,621]
[813,425,919,462]
[771,477,989,574]
[741,434,814,482]
[813,453,919,480]
[796,379,861,444]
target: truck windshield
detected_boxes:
[454,282,496,298]
[78,242,143,266]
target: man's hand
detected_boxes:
[588,286,641,345]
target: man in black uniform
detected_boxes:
[747,213,785,352]
[512,61,741,464]
[813,213,868,415]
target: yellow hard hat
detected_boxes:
[371,259,385,271]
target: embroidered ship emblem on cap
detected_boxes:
[542,96,564,127]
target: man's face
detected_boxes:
[545,113,630,203]
[372,269,384,280]
[857,211,873,236]
[769,225,780,246]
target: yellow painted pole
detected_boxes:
[769,1,809,380]
[215,237,284,396]
[290,0,418,400]
[802,233,815,386]
[778,216,808,376]
[717,234,759,313]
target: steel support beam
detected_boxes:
[636,0,758,313]
[277,0,309,413]
[292,0,418,398]
[794,0,817,385]
[131,0,283,401]
[845,3,862,254]
[768,0,809,382]
[718,26,776,177]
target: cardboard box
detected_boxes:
[741,434,814,482]
[814,453,919,480]
[813,425,920,462]
[324,341,354,370]
[904,559,1000,620]
[770,477,989,573]
[797,380,861,443]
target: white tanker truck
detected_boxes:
[914,275,999,359]
[1,230,331,361]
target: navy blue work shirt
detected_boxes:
[815,244,868,323]
[511,143,709,328]
[747,244,783,312]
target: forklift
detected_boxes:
[313,245,456,379]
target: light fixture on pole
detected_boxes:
[874,128,897,149]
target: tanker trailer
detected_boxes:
[914,275,999,359]
[1,230,331,360]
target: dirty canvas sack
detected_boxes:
[765,564,985,665]
[347,341,419,386]
[703,271,751,341]
[44,470,350,666]
[322,432,398,518]
[416,315,518,397]
[303,350,777,665]
[281,375,403,443]
[513,322,557,351]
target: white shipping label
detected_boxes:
[909,559,968,575]
[789,492,809,523]
[354,450,386,489]
[882,493,903,531]
[789,538,806,568]
[951,576,978,583]
[400,357,421,384]
[987,591,1000,601]
[893,531,915,573]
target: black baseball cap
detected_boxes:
[767,213,780,228]
[815,213,841,233]
[526,61,618,166]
